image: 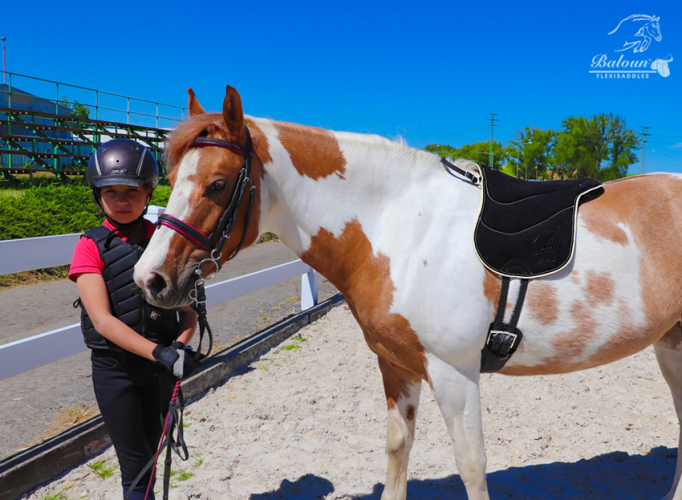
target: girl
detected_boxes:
[70,139,198,499]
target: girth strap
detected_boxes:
[480,277,528,373]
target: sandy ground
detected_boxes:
[24,305,680,500]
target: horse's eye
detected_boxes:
[209,180,226,193]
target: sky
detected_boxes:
[2,0,681,174]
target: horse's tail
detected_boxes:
[608,14,654,35]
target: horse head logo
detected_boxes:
[608,14,662,53]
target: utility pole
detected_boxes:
[488,113,498,168]
[1,38,5,85]
[640,126,651,174]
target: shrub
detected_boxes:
[0,186,103,241]
[0,185,171,241]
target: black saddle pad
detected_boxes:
[474,165,603,278]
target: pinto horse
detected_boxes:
[134,86,682,500]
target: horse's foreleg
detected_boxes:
[654,323,682,500]
[428,356,489,500]
[377,357,422,500]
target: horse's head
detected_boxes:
[134,86,263,308]
[645,16,662,42]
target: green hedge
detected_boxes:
[0,185,171,241]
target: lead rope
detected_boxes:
[125,379,188,500]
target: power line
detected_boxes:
[488,113,498,167]
[640,126,651,174]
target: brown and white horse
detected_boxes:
[134,86,682,500]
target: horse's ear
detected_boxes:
[188,88,206,116]
[222,85,245,142]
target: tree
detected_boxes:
[508,127,558,180]
[425,141,509,170]
[553,113,640,181]
[58,96,91,119]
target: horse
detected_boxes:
[133,85,682,500]
[608,14,662,53]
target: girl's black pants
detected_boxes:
[91,349,174,500]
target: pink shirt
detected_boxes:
[68,219,156,283]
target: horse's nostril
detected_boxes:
[147,272,167,295]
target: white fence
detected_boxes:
[0,206,319,381]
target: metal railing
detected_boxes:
[0,206,319,381]
[0,72,187,129]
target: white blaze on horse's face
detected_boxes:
[134,149,201,306]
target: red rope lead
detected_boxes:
[144,378,182,500]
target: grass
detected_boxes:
[178,470,193,481]
[192,455,204,468]
[0,265,70,289]
[43,494,67,500]
[49,405,99,436]
[281,334,308,351]
[87,460,116,479]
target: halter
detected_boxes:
[157,127,256,277]
[155,127,256,362]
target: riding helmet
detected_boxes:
[87,139,159,190]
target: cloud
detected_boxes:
[672,143,682,149]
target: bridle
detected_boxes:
[154,126,256,362]
[157,127,256,278]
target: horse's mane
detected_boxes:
[166,113,444,174]
[165,113,227,170]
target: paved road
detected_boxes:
[0,241,338,459]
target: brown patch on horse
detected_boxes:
[483,269,501,307]
[274,121,347,180]
[300,219,427,396]
[500,300,598,376]
[571,272,581,285]
[526,282,559,325]
[584,176,682,327]
[586,272,615,307]
[423,260,428,267]
[244,118,273,165]
[378,357,421,410]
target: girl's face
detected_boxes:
[100,185,152,225]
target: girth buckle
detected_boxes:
[486,329,519,357]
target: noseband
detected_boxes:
[157,127,256,277]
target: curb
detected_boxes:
[0,294,345,500]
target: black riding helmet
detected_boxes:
[87,139,159,190]
[87,140,159,231]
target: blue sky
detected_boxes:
[3,1,681,173]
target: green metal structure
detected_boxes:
[0,72,187,182]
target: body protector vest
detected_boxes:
[76,226,179,350]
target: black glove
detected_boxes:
[152,344,183,378]
[171,341,200,378]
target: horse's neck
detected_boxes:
[251,118,479,290]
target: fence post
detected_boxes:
[301,269,319,311]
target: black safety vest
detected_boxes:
[76,225,179,350]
